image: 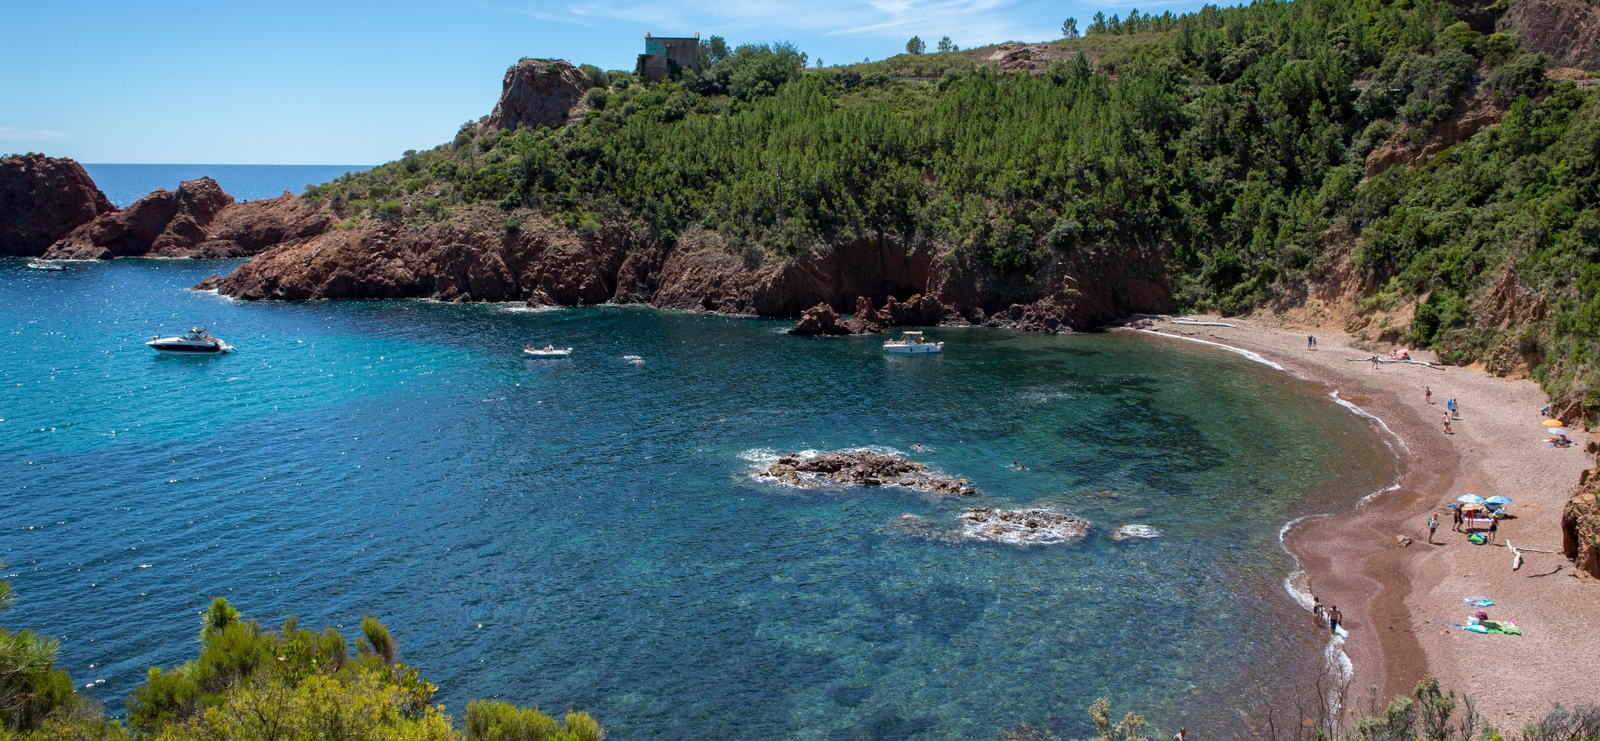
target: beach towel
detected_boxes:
[1462,596,1494,607]
[1463,619,1522,636]
[1480,620,1522,635]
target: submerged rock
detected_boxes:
[958,507,1089,545]
[757,450,976,496]
[1110,524,1162,542]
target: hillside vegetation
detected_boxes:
[296,0,1598,418]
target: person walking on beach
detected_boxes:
[1312,595,1325,627]
[1443,412,1453,434]
[1328,605,1342,634]
[1427,513,1438,544]
[1425,386,1432,404]
[1447,398,1456,417]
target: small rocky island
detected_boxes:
[756,450,977,496]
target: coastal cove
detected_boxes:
[0,259,1400,740]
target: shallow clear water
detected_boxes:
[81,164,372,207]
[0,259,1395,740]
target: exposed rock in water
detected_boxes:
[789,302,854,336]
[193,274,223,291]
[957,508,1089,545]
[0,154,115,257]
[483,58,593,132]
[757,450,976,496]
[1110,524,1162,542]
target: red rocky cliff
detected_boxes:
[1,154,115,256]
[484,58,593,132]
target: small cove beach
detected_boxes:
[1132,315,1599,726]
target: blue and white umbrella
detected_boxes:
[1456,494,1486,504]
[1485,496,1514,505]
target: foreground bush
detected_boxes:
[0,576,599,741]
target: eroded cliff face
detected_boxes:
[0,154,115,256]
[211,205,1171,332]
[1501,0,1600,71]
[1565,444,1600,578]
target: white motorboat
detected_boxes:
[623,354,643,364]
[26,260,64,271]
[524,344,572,358]
[146,328,232,355]
[883,331,943,354]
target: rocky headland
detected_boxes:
[0,154,115,256]
[756,450,977,496]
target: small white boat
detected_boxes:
[26,260,64,271]
[524,344,572,358]
[883,331,943,354]
[146,328,232,355]
[623,354,643,364]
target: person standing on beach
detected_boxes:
[1452,505,1463,532]
[1312,596,1325,627]
[1427,513,1438,544]
[1487,517,1498,544]
[1443,413,1452,434]
[1328,606,1342,634]
[1426,386,1432,404]
[1454,400,1461,419]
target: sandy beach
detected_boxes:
[1129,315,1597,726]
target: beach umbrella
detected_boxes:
[1543,419,1565,427]
[1456,494,1486,504]
[1547,427,1569,437]
[1485,496,1514,505]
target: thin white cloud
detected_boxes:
[0,127,67,141]
[493,0,1038,44]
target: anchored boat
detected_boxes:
[524,344,573,358]
[146,328,232,355]
[883,331,943,354]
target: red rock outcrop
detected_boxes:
[214,210,639,303]
[1366,87,1503,177]
[0,154,115,256]
[789,302,854,336]
[46,177,235,259]
[483,58,593,132]
[1501,0,1600,71]
[44,180,331,260]
[1563,444,1600,579]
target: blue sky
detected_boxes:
[1,0,1206,165]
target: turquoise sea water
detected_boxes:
[81,164,372,207]
[0,259,1395,740]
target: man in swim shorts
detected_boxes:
[1328,606,1342,634]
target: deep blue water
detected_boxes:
[81,164,371,207]
[0,259,1395,740]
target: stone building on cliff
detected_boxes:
[637,32,700,81]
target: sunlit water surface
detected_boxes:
[0,259,1395,740]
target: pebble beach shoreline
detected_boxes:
[1129,315,1598,726]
